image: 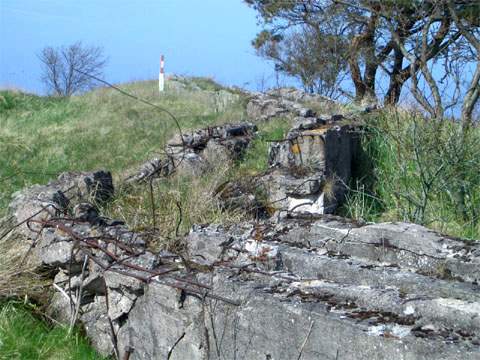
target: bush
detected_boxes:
[342,109,480,239]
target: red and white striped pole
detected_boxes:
[159,54,165,92]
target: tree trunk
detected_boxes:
[348,11,380,104]
[385,48,405,105]
[461,61,480,130]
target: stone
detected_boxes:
[81,296,114,356]
[126,123,257,182]
[107,288,137,321]
[117,282,206,360]
[5,97,479,360]
[73,203,101,223]
[245,87,337,122]
[264,121,358,215]
[8,174,480,359]
[7,170,113,238]
[187,223,251,266]
[124,157,173,183]
[35,227,84,271]
[246,96,289,121]
[266,87,335,104]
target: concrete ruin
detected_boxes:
[2,89,479,359]
[125,122,257,182]
[246,88,335,121]
[3,173,480,359]
[263,115,358,215]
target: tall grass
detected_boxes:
[0,302,106,360]
[342,109,480,239]
[236,117,291,175]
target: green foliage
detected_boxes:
[0,77,249,357]
[0,92,17,111]
[103,170,248,248]
[0,302,106,360]
[237,117,290,175]
[341,109,480,239]
[0,80,246,215]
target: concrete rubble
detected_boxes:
[2,88,479,359]
[125,122,257,182]
[213,115,359,218]
[3,166,479,359]
[262,115,359,215]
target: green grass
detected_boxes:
[236,117,291,175]
[0,302,106,360]
[188,76,225,91]
[2,78,479,358]
[0,78,293,357]
[0,79,246,214]
[340,108,480,240]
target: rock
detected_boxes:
[9,175,480,359]
[246,87,336,122]
[104,252,157,293]
[81,296,114,356]
[246,96,290,121]
[173,152,209,177]
[7,170,113,238]
[5,92,479,359]
[187,223,249,266]
[266,87,334,104]
[264,122,358,215]
[171,218,479,359]
[35,226,85,271]
[53,269,105,296]
[53,170,114,205]
[73,203,101,223]
[107,288,137,321]
[126,123,257,182]
[123,157,173,183]
[117,282,206,360]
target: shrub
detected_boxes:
[342,109,480,239]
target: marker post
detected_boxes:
[159,55,165,93]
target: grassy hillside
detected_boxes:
[0,78,248,213]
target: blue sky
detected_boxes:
[0,0,279,93]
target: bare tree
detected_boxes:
[39,42,107,96]
[381,1,479,124]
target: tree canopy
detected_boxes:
[246,0,480,124]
